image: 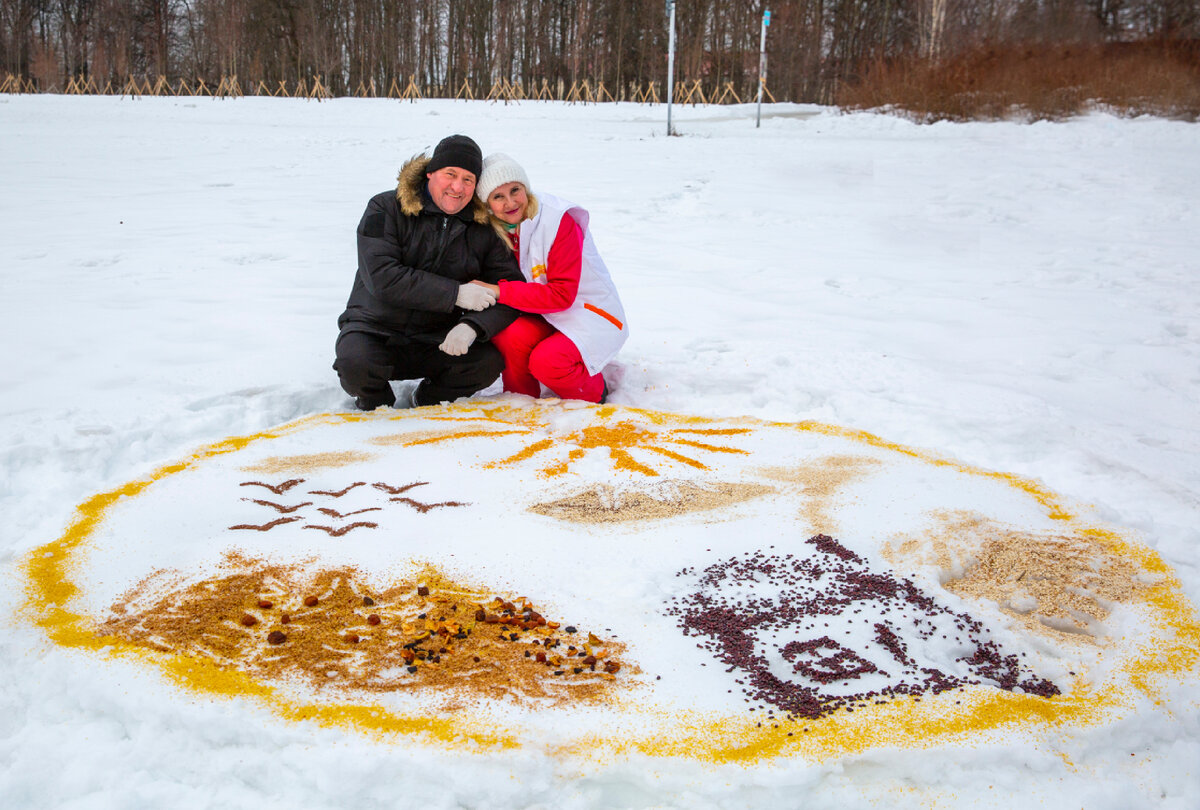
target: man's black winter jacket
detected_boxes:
[337,155,523,344]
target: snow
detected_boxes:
[2,94,1199,808]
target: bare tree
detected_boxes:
[4,0,1194,101]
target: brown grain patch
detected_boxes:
[757,455,882,532]
[97,556,631,707]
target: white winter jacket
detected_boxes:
[517,192,628,374]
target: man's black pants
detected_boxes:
[333,330,504,408]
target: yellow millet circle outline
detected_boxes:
[18,404,1200,763]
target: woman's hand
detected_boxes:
[469,280,501,298]
[456,283,496,311]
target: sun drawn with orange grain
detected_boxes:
[371,402,755,477]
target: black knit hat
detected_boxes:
[426,134,482,179]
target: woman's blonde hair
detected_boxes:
[487,187,538,251]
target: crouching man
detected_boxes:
[334,134,523,409]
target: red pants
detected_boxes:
[491,315,605,403]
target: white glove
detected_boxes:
[438,323,477,356]
[455,283,496,311]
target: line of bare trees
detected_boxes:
[2,0,1197,102]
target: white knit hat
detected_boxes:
[477,153,531,200]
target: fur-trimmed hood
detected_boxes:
[396,154,491,225]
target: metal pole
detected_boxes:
[666,0,677,136]
[756,8,770,128]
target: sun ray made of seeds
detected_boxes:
[537,422,752,477]
[369,414,539,450]
[480,419,755,477]
[373,407,754,478]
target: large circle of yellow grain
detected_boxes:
[19,404,1200,763]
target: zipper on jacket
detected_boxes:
[430,216,451,275]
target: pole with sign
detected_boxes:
[666,0,677,136]
[756,8,770,128]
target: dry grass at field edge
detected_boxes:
[839,40,1200,122]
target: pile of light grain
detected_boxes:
[529,480,773,524]
[241,451,376,474]
[888,512,1147,642]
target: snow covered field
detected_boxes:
[1,95,1198,808]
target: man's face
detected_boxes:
[426,166,477,215]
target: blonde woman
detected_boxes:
[471,153,628,403]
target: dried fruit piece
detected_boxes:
[417,585,430,597]
[303,596,319,607]
[603,661,621,674]
[267,631,287,645]
[257,599,273,609]
[367,614,381,626]
[588,632,603,646]
[280,613,291,624]
[345,632,360,644]
[363,596,375,606]
[239,613,258,627]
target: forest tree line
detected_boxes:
[2,0,1197,102]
